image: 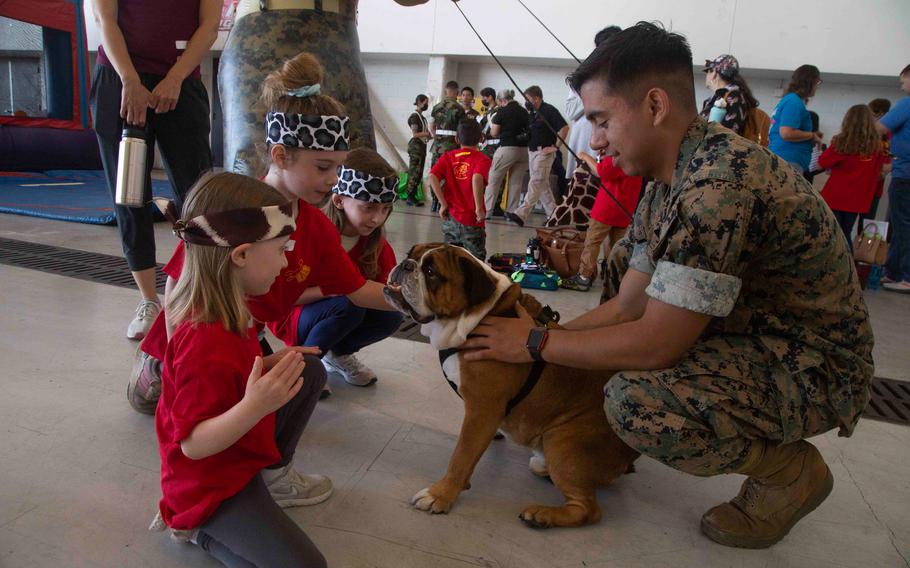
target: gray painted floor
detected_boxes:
[1,206,908,568]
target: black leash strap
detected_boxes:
[450,1,634,222]
[514,0,580,64]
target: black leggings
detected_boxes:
[196,355,328,568]
[90,64,213,271]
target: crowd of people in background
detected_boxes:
[405,55,910,294]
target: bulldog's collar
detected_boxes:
[420,262,513,350]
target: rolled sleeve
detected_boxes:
[646,260,742,317]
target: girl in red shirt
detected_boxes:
[153,172,327,567]
[273,148,404,391]
[818,104,891,246]
[132,53,396,412]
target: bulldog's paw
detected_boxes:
[410,487,455,514]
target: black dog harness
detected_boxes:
[437,305,560,417]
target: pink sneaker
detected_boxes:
[127,351,162,415]
[882,281,910,294]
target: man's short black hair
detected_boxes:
[445,80,459,91]
[567,21,694,105]
[461,86,475,97]
[593,25,621,47]
[480,87,495,99]
[901,64,910,77]
[456,119,482,146]
[524,85,543,99]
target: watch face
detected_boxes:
[527,328,545,348]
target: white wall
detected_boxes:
[358,0,910,78]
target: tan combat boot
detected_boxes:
[700,439,834,549]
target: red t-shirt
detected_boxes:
[590,157,643,228]
[430,147,492,227]
[156,321,279,530]
[271,235,397,346]
[141,200,366,359]
[818,147,890,213]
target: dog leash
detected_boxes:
[450,1,634,222]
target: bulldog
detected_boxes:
[384,244,638,528]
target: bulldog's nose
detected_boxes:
[401,259,418,273]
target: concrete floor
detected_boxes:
[1,206,909,568]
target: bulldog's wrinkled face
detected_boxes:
[384,244,498,323]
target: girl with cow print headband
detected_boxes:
[286,148,404,392]
[137,54,402,517]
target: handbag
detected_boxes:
[853,222,888,265]
[535,227,586,278]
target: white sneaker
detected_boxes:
[127,299,160,340]
[323,351,378,387]
[883,280,910,293]
[264,464,333,508]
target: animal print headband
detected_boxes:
[266,111,350,151]
[333,166,398,204]
[152,198,296,247]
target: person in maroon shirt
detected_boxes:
[91,0,220,341]
[429,119,492,260]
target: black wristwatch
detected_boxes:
[526,327,549,362]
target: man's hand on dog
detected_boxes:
[462,302,536,363]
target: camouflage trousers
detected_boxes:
[406,139,427,198]
[442,217,486,261]
[604,334,840,476]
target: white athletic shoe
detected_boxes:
[323,351,378,387]
[265,464,333,508]
[127,299,160,340]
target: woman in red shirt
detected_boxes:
[562,152,643,291]
[152,172,326,566]
[276,148,404,392]
[819,104,891,246]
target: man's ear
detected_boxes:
[459,255,497,306]
[645,88,671,127]
[230,243,252,267]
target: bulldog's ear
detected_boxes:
[459,255,497,307]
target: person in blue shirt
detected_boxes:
[769,65,824,173]
[877,64,910,292]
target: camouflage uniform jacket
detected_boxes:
[430,97,466,143]
[628,118,874,438]
[407,110,429,145]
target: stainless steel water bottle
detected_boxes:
[114,126,148,207]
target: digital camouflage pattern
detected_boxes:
[429,97,465,168]
[604,119,874,475]
[406,111,428,198]
[219,8,375,175]
[441,217,486,261]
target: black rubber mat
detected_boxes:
[0,236,429,344]
[864,377,910,426]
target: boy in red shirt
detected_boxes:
[429,119,492,260]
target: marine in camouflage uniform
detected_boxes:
[405,104,429,205]
[603,119,874,478]
[219,1,377,175]
[428,96,465,210]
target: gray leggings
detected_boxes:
[196,355,328,568]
